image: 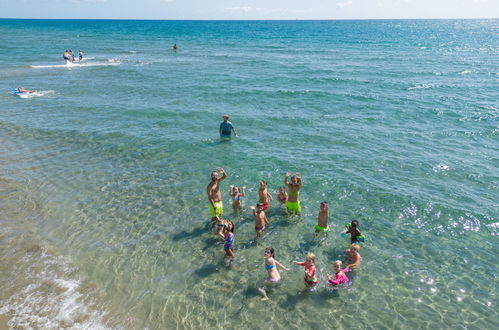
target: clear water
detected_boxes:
[0,19,497,329]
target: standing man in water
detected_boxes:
[207,167,228,221]
[284,172,302,213]
[220,114,238,138]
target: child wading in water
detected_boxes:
[229,185,246,210]
[315,201,330,233]
[213,216,230,240]
[327,260,350,286]
[277,186,287,205]
[258,247,290,301]
[258,180,273,211]
[284,172,302,213]
[346,244,361,269]
[251,203,269,237]
[223,220,235,257]
[292,253,318,288]
[345,219,364,244]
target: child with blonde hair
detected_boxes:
[315,201,330,233]
[346,244,361,269]
[292,252,318,287]
[327,260,350,286]
[251,203,269,236]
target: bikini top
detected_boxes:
[233,195,241,201]
[265,263,276,270]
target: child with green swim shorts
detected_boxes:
[315,201,330,233]
[284,171,302,213]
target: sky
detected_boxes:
[1,0,498,20]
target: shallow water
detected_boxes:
[0,19,498,329]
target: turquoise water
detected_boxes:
[0,19,497,329]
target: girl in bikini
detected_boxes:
[258,247,290,301]
[229,185,246,210]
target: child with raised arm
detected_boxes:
[344,219,364,244]
[258,180,273,211]
[213,216,231,240]
[346,244,362,269]
[284,172,302,213]
[258,247,290,301]
[277,186,287,205]
[292,252,318,288]
[327,260,350,286]
[223,220,235,257]
[251,203,269,236]
[229,185,246,210]
[315,201,330,233]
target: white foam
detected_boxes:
[0,250,110,329]
[458,70,471,75]
[432,164,450,172]
[408,83,433,90]
[16,90,55,98]
[31,59,121,69]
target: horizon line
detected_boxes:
[1,17,498,21]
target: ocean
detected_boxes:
[0,19,497,329]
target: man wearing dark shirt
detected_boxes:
[219,114,238,137]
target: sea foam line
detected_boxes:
[31,59,121,69]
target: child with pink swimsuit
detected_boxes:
[327,260,350,286]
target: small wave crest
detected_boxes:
[0,249,110,329]
[31,59,121,69]
[16,90,55,98]
[408,83,434,90]
[432,164,450,173]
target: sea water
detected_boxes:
[0,19,497,329]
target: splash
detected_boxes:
[15,90,55,98]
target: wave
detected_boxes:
[31,59,120,69]
[0,179,112,329]
[0,249,111,329]
[408,83,434,90]
[15,90,55,98]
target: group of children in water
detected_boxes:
[211,170,365,301]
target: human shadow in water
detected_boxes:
[171,224,209,241]
[240,285,260,299]
[193,263,219,279]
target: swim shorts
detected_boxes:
[209,201,223,217]
[262,202,269,211]
[285,201,301,212]
[315,224,330,232]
